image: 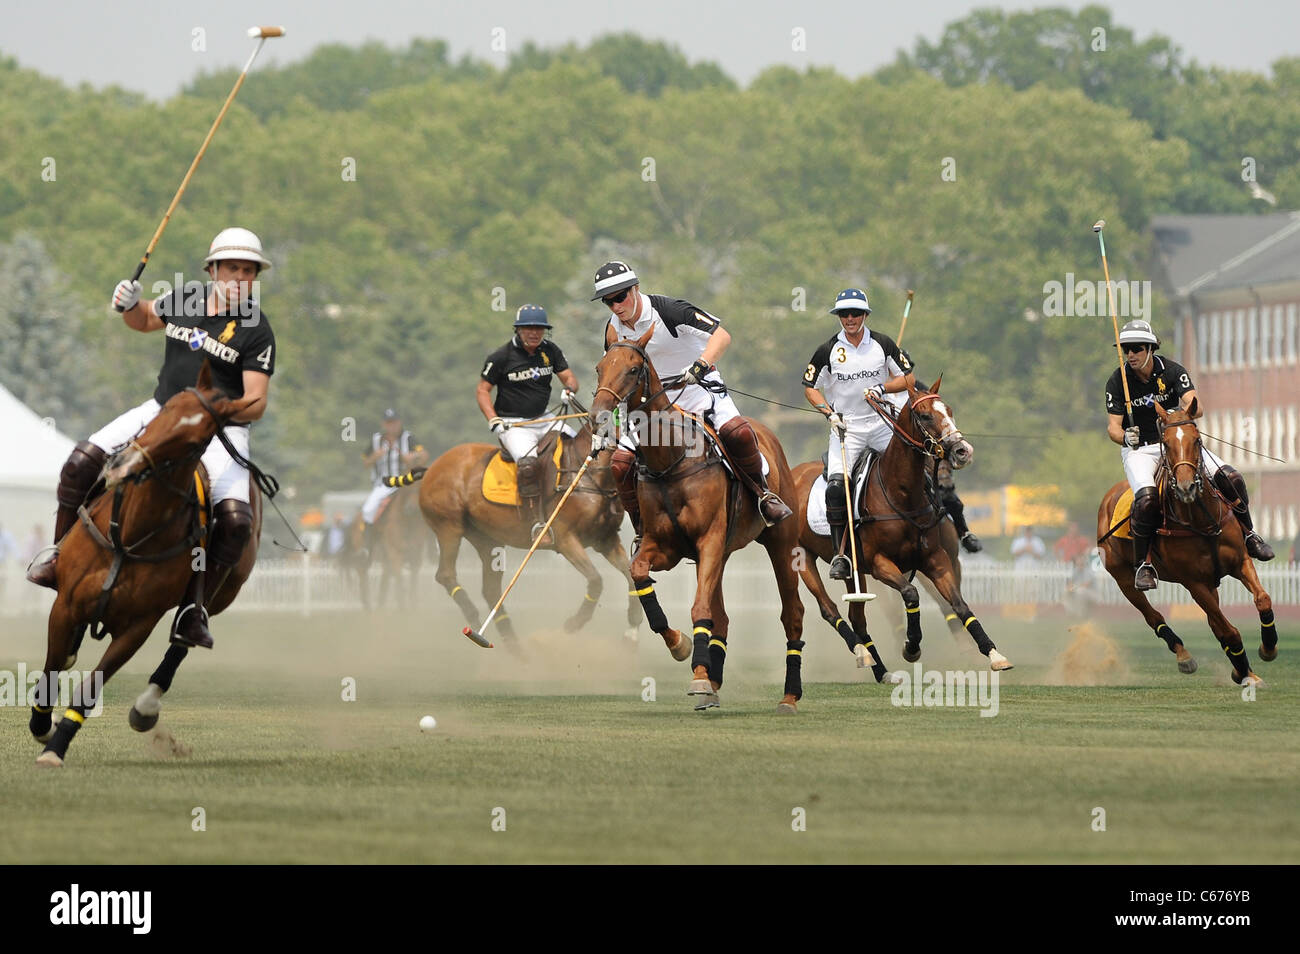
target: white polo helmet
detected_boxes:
[204,227,272,270]
[1118,319,1159,349]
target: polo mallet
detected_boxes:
[838,433,875,604]
[1094,220,1133,423]
[461,451,599,648]
[896,289,915,345]
[115,26,286,309]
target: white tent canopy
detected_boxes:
[0,384,76,555]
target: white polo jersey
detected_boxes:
[370,430,419,483]
[802,329,911,424]
[607,293,721,378]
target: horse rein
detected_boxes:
[866,391,956,460]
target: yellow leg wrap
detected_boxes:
[62,709,85,725]
[708,639,727,651]
[964,616,980,629]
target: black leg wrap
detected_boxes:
[1260,608,1277,651]
[962,614,994,655]
[1154,621,1183,652]
[784,640,805,701]
[150,643,191,693]
[43,712,83,760]
[635,578,669,633]
[691,619,713,672]
[834,616,860,652]
[30,706,53,740]
[1225,643,1252,679]
[446,584,480,626]
[708,631,727,688]
[905,602,922,642]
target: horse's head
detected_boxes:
[104,362,256,487]
[1154,396,1202,504]
[590,326,657,446]
[905,374,974,468]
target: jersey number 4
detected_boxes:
[256,345,273,371]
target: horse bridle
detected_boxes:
[867,391,960,460]
[1156,416,1206,501]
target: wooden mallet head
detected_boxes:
[247,26,286,38]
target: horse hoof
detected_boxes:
[882,670,906,685]
[1177,656,1198,674]
[128,706,160,733]
[902,644,921,663]
[854,644,871,669]
[35,750,64,768]
[1259,644,1277,662]
[687,679,719,710]
[693,693,720,711]
[668,630,692,662]
[776,700,798,714]
[1243,673,1265,688]
[988,649,1014,672]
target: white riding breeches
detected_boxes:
[826,420,894,480]
[361,482,397,523]
[1121,444,1226,493]
[88,398,252,503]
[616,371,741,452]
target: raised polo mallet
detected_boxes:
[896,289,915,345]
[1093,220,1134,423]
[115,26,287,309]
[462,451,600,648]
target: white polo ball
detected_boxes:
[419,715,437,732]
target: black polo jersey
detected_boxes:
[152,286,276,406]
[481,337,569,418]
[1104,355,1193,445]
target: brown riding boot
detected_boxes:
[718,417,792,526]
[171,500,254,650]
[516,456,551,544]
[26,441,107,590]
[1214,466,1275,561]
[611,447,643,555]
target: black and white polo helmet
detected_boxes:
[1117,319,1160,350]
[591,261,639,301]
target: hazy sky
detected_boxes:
[5,0,1298,99]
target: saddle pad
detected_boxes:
[1109,488,1134,540]
[481,437,565,506]
[806,466,871,537]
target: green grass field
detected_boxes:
[2,597,1297,864]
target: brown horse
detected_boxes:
[792,461,970,682]
[418,412,641,647]
[1097,398,1274,685]
[850,379,1012,671]
[346,483,427,609]
[30,363,262,765]
[589,329,806,712]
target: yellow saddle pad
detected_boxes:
[481,436,565,506]
[1109,489,1134,540]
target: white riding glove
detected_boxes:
[1123,426,1141,448]
[827,412,847,441]
[864,384,887,402]
[561,388,576,405]
[489,416,508,435]
[112,279,142,311]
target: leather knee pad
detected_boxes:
[825,477,848,524]
[58,441,108,509]
[1215,465,1248,505]
[1131,487,1160,537]
[718,417,761,470]
[611,448,637,489]
[516,456,542,496]
[209,499,253,567]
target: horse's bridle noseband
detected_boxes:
[868,391,963,461]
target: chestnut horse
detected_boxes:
[417,410,641,647]
[30,364,262,765]
[850,378,1012,671]
[792,461,968,682]
[1097,398,1274,685]
[345,483,427,609]
[589,329,806,712]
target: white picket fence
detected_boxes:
[4,552,1300,621]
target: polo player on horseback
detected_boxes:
[802,288,915,580]
[1106,319,1274,591]
[594,261,794,550]
[477,304,580,542]
[26,227,276,650]
[359,408,426,556]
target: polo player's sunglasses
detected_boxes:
[1122,344,1148,353]
[602,288,633,307]
[837,309,868,319]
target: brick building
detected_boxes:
[1151,212,1300,546]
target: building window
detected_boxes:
[1275,306,1286,363]
[1288,304,1298,364]
[1196,313,1208,369]
[1260,306,1271,365]
[1247,307,1257,365]
[1210,312,1222,369]
[1234,309,1246,368]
